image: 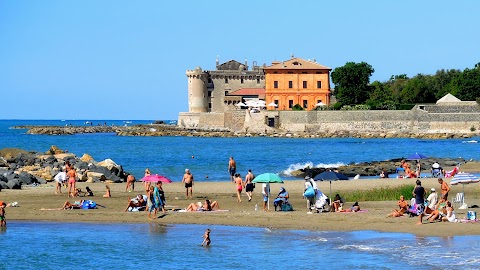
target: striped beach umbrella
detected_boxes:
[450,172,480,207]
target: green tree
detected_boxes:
[331,62,375,105]
[399,74,436,103]
[366,81,398,109]
[450,63,480,101]
[432,69,461,99]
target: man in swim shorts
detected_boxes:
[182,168,194,199]
[228,156,236,182]
[245,169,255,201]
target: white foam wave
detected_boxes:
[281,162,346,176]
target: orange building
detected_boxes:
[264,57,331,110]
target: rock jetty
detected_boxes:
[0,146,130,190]
[14,124,478,139]
[291,157,468,178]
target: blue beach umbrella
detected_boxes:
[407,152,428,160]
[313,171,349,200]
[253,173,283,210]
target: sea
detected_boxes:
[1,119,480,269]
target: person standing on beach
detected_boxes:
[182,169,194,199]
[54,172,66,194]
[244,169,255,202]
[234,174,244,203]
[413,179,426,225]
[228,157,236,182]
[143,168,151,193]
[262,182,270,211]
[125,174,135,192]
[0,201,6,227]
[438,178,450,200]
[67,166,77,198]
[154,181,166,215]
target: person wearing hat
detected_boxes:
[425,187,438,214]
[273,187,289,211]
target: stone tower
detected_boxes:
[186,67,208,113]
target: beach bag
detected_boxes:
[81,200,97,209]
[304,187,315,198]
[467,211,477,220]
[282,203,294,211]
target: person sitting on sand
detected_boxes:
[125,194,146,212]
[426,195,448,222]
[330,194,344,212]
[85,186,94,197]
[387,195,409,217]
[425,188,438,214]
[186,199,220,212]
[103,185,111,198]
[62,200,84,210]
[442,201,458,223]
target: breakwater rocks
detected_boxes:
[291,157,467,178]
[0,146,130,190]
[15,124,478,139]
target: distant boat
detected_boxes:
[84,121,91,125]
[462,140,478,143]
[124,121,132,124]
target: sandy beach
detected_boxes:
[1,177,479,237]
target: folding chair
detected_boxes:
[453,193,464,209]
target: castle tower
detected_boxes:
[186,67,208,113]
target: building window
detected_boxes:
[288,100,293,108]
[303,81,307,88]
[274,100,279,106]
[241,78,244,84]
[317,99,322,104]
[274,81,278,88]
[208,103,212,109]
[303,100,308,108]
[287,71,294,74]
[317,81,322,88]
[225,77,228,83]
[288,81,293,88]
[225,91,228,96]
[257,78,260,84]
[207,91,212,97]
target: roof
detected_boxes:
[227,88,265,96]
[264,57,331,70]
[436,93,462,104]
[217,60,244,71]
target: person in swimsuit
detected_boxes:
[67,167,77,198]
[102,185,111,198]
[0,201,6,227]
[125,174,135,192]
[186,199,219,212]
[228,156,236,182]
[147,186,155,220]
[143,168,151,193]
[438,178,450,200]
[442,201,457,222]
[388,195,409,217]
[182,168,194,199]
[244,169,255,202]
[62,200,84,210]
[234,174,244,203]
[201,229,211,246]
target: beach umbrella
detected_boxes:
[313,171,349,200]
[267,102,278,107]
[252,173,284,210]
[141,174,172,183]
[406,152,428,160]
[450,172,480,206]
[315,102,326,107]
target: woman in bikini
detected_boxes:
[143,168,151,193]
[234,174,244,203]
[387,195,409,217]
[67,167,77,198]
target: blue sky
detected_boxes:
[1,1,478,120]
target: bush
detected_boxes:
[333,102,343,110]
[292,104,303,111]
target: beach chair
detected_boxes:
[444,166,459,178]
[453,193,464,209]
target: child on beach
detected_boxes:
[103,185,111,198]
[0,201,6,227]
[201,229,211,246]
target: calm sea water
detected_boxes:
[1,120,479,181]
[1,222,480,270]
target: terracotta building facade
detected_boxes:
[264,58,331,110]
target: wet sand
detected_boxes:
[1,177,479,237]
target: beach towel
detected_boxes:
[175,209,229,213]
[339,209,368,213]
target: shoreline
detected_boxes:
[2,178,479,237]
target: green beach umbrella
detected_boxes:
[252,173,284,211]
[252,173,284,183]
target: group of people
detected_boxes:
[389,178,457,224]
[54,160,79,198]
